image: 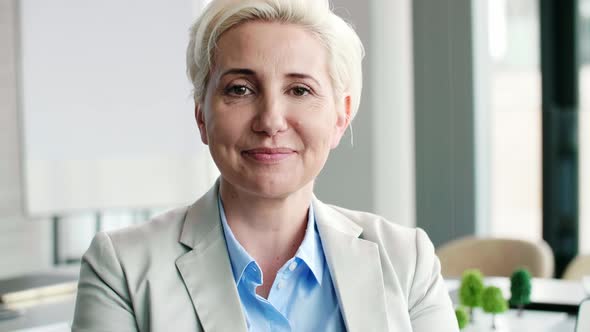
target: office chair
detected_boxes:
[436,236,554,278]
[562,254,590,280]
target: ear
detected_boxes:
[330,95,352,149]
[195,103,209,145]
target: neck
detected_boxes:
[219,178,313,262]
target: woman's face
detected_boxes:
[196,21,350,199]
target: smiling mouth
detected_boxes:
[241,148,296,163]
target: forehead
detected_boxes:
[212,21,329,77]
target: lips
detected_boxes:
[242,147,296,162]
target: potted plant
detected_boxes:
[482,286,508,330]
[455,307,469,329]
[459,269,484,321]
[509,268,532,316]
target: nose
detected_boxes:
[251,94,288,136]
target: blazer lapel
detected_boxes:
[175,183,248,332]
[313,197,390,332]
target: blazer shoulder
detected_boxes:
[325,204,418,244]
[89,206,190,268]
[324,204,437,290]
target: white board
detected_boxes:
[18,0,217,215]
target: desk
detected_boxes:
[0,267,78,332]
[0,297,73,332]
[446,277,585,332]
[460,308,576,332]
[446,277,587,313]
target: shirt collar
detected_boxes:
[218,195,325,286]
[294,203,325,285]
[218,196,256,284]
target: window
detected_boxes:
[487,0,542,240]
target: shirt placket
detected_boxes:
[242,262,291,332]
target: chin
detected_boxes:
[225,172,313,200]
[247,177,302,199]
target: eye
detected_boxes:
[225,84,253,96]
[291,86,311,97]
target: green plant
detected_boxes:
[482,286,508,330]
[455,307,469,329]
[459,269,484,321]
[510,268,532,316]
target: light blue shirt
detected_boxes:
[218,197,346,332]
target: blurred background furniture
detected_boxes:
[436,236,554,278]
[445,277,583,331]
[562,255,590,280]
[0,266,77,332]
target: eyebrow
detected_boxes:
[220,68,256,78]
[220,68,321,86]
[285,73,321,87]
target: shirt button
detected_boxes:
[289,261,298,271]
[277,280,285,289]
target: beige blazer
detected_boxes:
[72,183,458,332]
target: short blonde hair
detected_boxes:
[186,0,365,120]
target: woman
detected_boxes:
[72,0,458,331]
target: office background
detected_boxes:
[0,0,589,279]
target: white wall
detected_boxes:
[0,0,22,217]
[0,0,53,278]
[0,0,212,276]
[370,0,415,226]
[18,0,216,216]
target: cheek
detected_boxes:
[293,116,336,150]
[207,121,241,148]
[205,106,251,145]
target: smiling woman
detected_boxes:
[71,1,458,331]
[199,21,347,202]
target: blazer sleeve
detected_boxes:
[72,232,138,332]
[408,228,459,332]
